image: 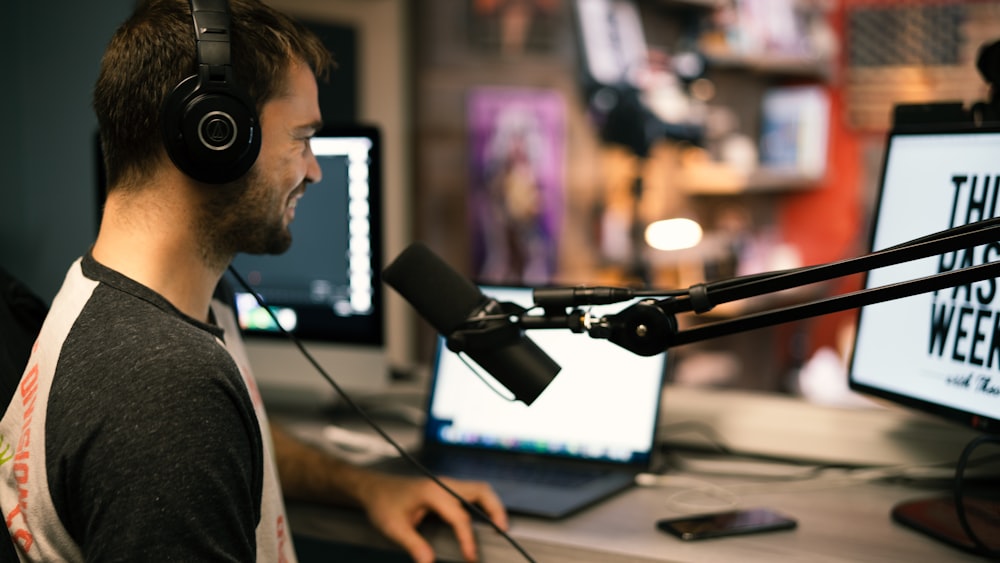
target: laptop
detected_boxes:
[384,285,668,519]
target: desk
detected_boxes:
[275,386,990,563]
[285,472,985,562]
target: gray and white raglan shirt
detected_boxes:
[0,253,296,562]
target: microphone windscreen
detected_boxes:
[382,242,488,334]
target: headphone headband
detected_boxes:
[191,0,232,70]
[161,0,261,184]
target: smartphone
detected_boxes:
[656,508,797,541]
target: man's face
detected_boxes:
[205,61,323,258]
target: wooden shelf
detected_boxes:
[703,50,832,79]
[677,164,822,195]
[654,0,723,8]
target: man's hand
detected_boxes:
[354,472,508,563]
[271,423,507,562]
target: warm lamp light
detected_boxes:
[644,218,703,251]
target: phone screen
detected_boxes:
[656,508,797,541]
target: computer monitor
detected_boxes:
[226,123,387,407]
[848,123,1000,554]
[848,125,1000,432]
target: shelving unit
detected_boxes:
[409,0,839,389]
[641,0,834,195]
[633,0,838,390]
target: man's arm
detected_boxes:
[271,423,508,563]
[270,422,364,506]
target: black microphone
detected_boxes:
[382,242,561,405]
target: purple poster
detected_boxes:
[467,87,565,285]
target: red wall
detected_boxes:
[777,1,866,356]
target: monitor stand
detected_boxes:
[892,493,999,557]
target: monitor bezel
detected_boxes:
[847,122,1000,435]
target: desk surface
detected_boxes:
[286,472,986,562]
[274,385,991,562]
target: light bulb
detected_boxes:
[645,218,703,251]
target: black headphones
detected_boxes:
[161,0,260,184]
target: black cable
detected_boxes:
[456,352,518,403]
[657,422,861,480]
[226,265,536,563]
[953,434,1000,558]
[657,421,735,456]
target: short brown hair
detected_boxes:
[93,0,333,189]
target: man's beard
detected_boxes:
[197,168,295,268]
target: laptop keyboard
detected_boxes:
[434,455,610,488]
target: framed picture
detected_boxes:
[467,87,566,284]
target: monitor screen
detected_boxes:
[848,125,1000,434]
[227,124,387,406]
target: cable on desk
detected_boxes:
[657,421,736,456]
[662,452,830,481]
[639,451,984,516]
[656,419,1000,484]
[637,467,870,514]
[635,473,742,512]
[655,421,860,482]
[228,266,537,563]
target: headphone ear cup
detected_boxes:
[162,74,261,184]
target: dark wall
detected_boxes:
[0,1,134,301]
[305,21,358,125]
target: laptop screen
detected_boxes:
[423,285,668,464]
[848,126,1000,432]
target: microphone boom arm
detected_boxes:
[623,260,1000,355]
[522,218,1000,357]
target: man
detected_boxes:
[0,0,507,561]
